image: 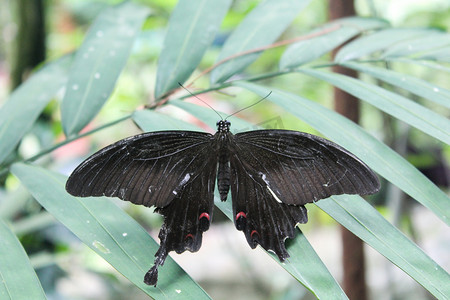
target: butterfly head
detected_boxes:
[216,120,231,133]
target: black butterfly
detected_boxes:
[66,119,379,286]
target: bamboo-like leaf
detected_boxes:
[61,2,150,137]
[392,58,450,74]
[417,47,450,62]
[342,62,450,109]
[335,28,439,62]
[210,0,312,84]
[0,56,71,165]
[11,163,211,299]
[154,0,232,98]
[133,110,201,131]
[280,17,389,69]
[234,81,450,225]
[213,198,347,299]
[0,219,46,300]
[381,32,450,60]
[317,195,450,299]
[299,68,450,144]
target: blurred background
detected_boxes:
[0,0,449,299]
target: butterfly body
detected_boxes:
[66,120,379,286]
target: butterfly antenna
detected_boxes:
[225,91,272,120]
[178,82,223,120]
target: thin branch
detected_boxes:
[187,24,341,87]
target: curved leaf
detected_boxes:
[61,2,150,136]
[0,55,71,165]
[0,220,46,300]
[213,198,348,299]
[335,28,439,62]
[154,0,232,98]
[234,81,450,226]
[341,62,450,109]
[280,17,389,69]
[299,68,450,144]
[210,0,312,84]
[11,163,211,299]
[391,58,450,74]
[381,32,450,60]
[317,195,450,299]
[133,109,201,131]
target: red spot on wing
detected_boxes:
[251,230,259,239]
[236,211,247,221]
[199,212,210,221]
[185,233,194,240]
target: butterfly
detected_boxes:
[66,119,380,286]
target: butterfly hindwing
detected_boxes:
[144,148,218,286]
[229,151,308,260]
[66,131,214,208]
[232,130,379,206]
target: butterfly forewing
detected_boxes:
[66,131,214,208]
[232,130,379,206]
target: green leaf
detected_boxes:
[381,32,450,60]
[234,81,450,225]
[341,62,450,109]
[154,0,232,98]
[11,163,211,299]
[317,195,450,299]
[210,0,312,84]
[0,219,46,300]
[299,68,450,145]
[61,2,150,137]
[214,198,347,299]
[280,17,389,69]
[133,109,202,131]
[392,58,450,74]
[0,55,71,165]
[335,28,439,62]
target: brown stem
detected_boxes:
[329,1,368,299]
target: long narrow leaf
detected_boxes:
[335,28,439,62]
[234,81,450,225]
[317,195,450,299]
[213,198,347,299]
[11,163,211,299]
[391,58,450,74]
[381,32,450,60]
[154,0,232,98]
[0,56,71,165]
[133,110,202,131]
[0,220,46,300]
[341,62,450,109]
[61,2,150,136]
[280,17,389,69]
[299,68,450,144]
[211,0,312,84]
